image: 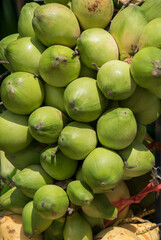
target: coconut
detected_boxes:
[97,60,136,100]
[71,0,114,30]
[0,110,33,153]
[0,33,19,72]
[5,37,46,74]
[77,28,119,70]
[32,3,80,47]
[110,5,147,55]
[18,2,39,38]
[64,77,108,122]
[141,0,161,22]
[1,72,44,115]
[39,45,81,87]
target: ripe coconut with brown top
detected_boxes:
[71,0,114,30]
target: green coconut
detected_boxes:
[28,106,68,144]
[64,77,108,122]
[81,193,118,220]
[71,0,114,30]
[97,108,137,150]
[82,147,124,193]
[0,151,18,181]
[97,60,136,100]
[5,37,45,74]
[40,146,78,180]
[33,185,69,220]
[58,121,97,160]
[44,84,66,113]
[18,2,39,38]
[110,5,147,55]
[22,201,52,238]
[63,212,93,240]
[79,60,97,79]
[39,45,81,87]
[130,47,161,91]
[0,33,19,72]
[0,186,30,214]
[32,3,80,47]
[77,28,119,70]
[0,110,33,153]
[44,217,66,240]
[5,141,46,170]
[141,0,161,22]
[1,72,44,115]
[67,180,94,206]
[12,165,53,198]
[119,140,155,180]
[44,0,70,5]
[139,18,161,50]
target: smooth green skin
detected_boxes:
[139,18,161,50]
[5,141,46,170]
[130,47,161,91]
[44,0,70,5]
[135,98,161,125]
[44,84,66,113]
[40,146,78,180]
[0,33,19,72]
[150,85,161,98]
[63,212,93,240]
[58,121,97,160]
[12,165,53,198]
[32,3,80,47]
[119,86,159,114]
[1,72,44,115]
[0,186,30,213]
[119,140,155,180]
[134,122,146,143]
[33,185,69,220]
[18,2,39,38]
[141,0,161,22]
[77,28,118,70]
[28,106,68,144]
[97,108,137,150]
[0,151,17,180]
[79,60,97,79]
[110,5,147,55]
[79,210,104,234]
[81,194,118,220]
[44,217,66,240]
[82,147,124,193]
[22,201,52,238]
[97,60,136,100]
[39,45,81,87]
[5,37,45,74]
[0,110,33,154]
[71,0,114,30]
[67,180,94,206]
[64,77,108,122]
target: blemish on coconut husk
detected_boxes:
[41,202,45,207]
[70,100,76,108]
[10,88,15,94]
[107,90,112,96]
[8,229,15,234]
[17,79,23,84]
[86,0,102,12]
[44,154,47,160]
[35,122,45,131]
[8,81,12,85]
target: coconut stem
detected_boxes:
[0,71,10,80]
[91,63,100,71]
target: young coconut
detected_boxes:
[1,72,44,115]
[77,28,119,70]
[71,0,114,30]
[5,37,46,74]
[32,3,80,47]
[64,77,108,122]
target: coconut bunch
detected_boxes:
[0,0,161,239]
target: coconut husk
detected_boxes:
[0,214,43,240]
